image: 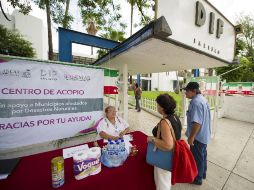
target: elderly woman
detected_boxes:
[97,106,130,140]
[147,94,181,190]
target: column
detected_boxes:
[119,63,128,121]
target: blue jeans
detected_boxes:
[190,140,207,182]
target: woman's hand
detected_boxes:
[119,131,125,137]
[119,127,130,138]
[111,136,119,140]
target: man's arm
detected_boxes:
[188,122,201,146]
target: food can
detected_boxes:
[51,156,64,188]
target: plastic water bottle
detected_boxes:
[114,142,120,155]
[117,139,124,163]
[107,141,114,156]
[102,141,113,167]
[111,141,119,165]
[120,138,125,152]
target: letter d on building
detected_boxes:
[195,1,206,26]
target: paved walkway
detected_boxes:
[128,107,254,190]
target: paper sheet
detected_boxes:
[0,174,8,180]
[125,141,132,154]
[123,134,133,142]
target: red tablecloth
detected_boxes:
[0,131,155,190]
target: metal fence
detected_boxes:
[129,95,183,117]
[128,95,157,112]
[104,94,223,116]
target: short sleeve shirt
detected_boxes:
[96,116,129,137]
[186,94,211,144]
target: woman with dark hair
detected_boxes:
[147,94,182,190]
[154,94,182,140]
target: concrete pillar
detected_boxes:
[212,76,220,138]
[119,63,128,121]
[181,72,188,128]
[181,90,187,128]
[157,73,160,90]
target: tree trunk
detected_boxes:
[0,1,11,21]
[63,0,70,28]
[129,0,134,84]
[46,0,53,60]
[154,0,158,19]
[130,1,133,35]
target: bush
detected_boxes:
[0,25,35,57]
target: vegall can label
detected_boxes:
[51,156,64,188]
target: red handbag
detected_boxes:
[164,119,198,185]
[171,140,198,185]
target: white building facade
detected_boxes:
[151,72,180,91]
[0,10,48,59]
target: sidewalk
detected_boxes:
[128,108,254,190]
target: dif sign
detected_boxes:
[158,0,236,63]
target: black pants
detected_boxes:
[135,98,141,111]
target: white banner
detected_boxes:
[0,59,104,150]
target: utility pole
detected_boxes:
[154,0,158,19]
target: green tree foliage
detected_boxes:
[101,28,125,42]
[78,0,126,33]
[241,57,254,81]
[97,28,126,58]
[216,58,249,82]
[236,14,254,64]
[128,0,153,30]
[78,0,127,59]
[34,0,55,60]
[34,0,73,28]
[46,0,73,29]
[33,0,73,60]
[135,0,153,25]
[0,25,35,57]
[4,0,73,60]
[62,0,72,29]
[216,14,254,82]
[5,0,32,14]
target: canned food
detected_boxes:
[51,156,64,188]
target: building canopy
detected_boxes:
[93,0,236,75]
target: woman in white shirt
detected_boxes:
[97,106,130,140]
